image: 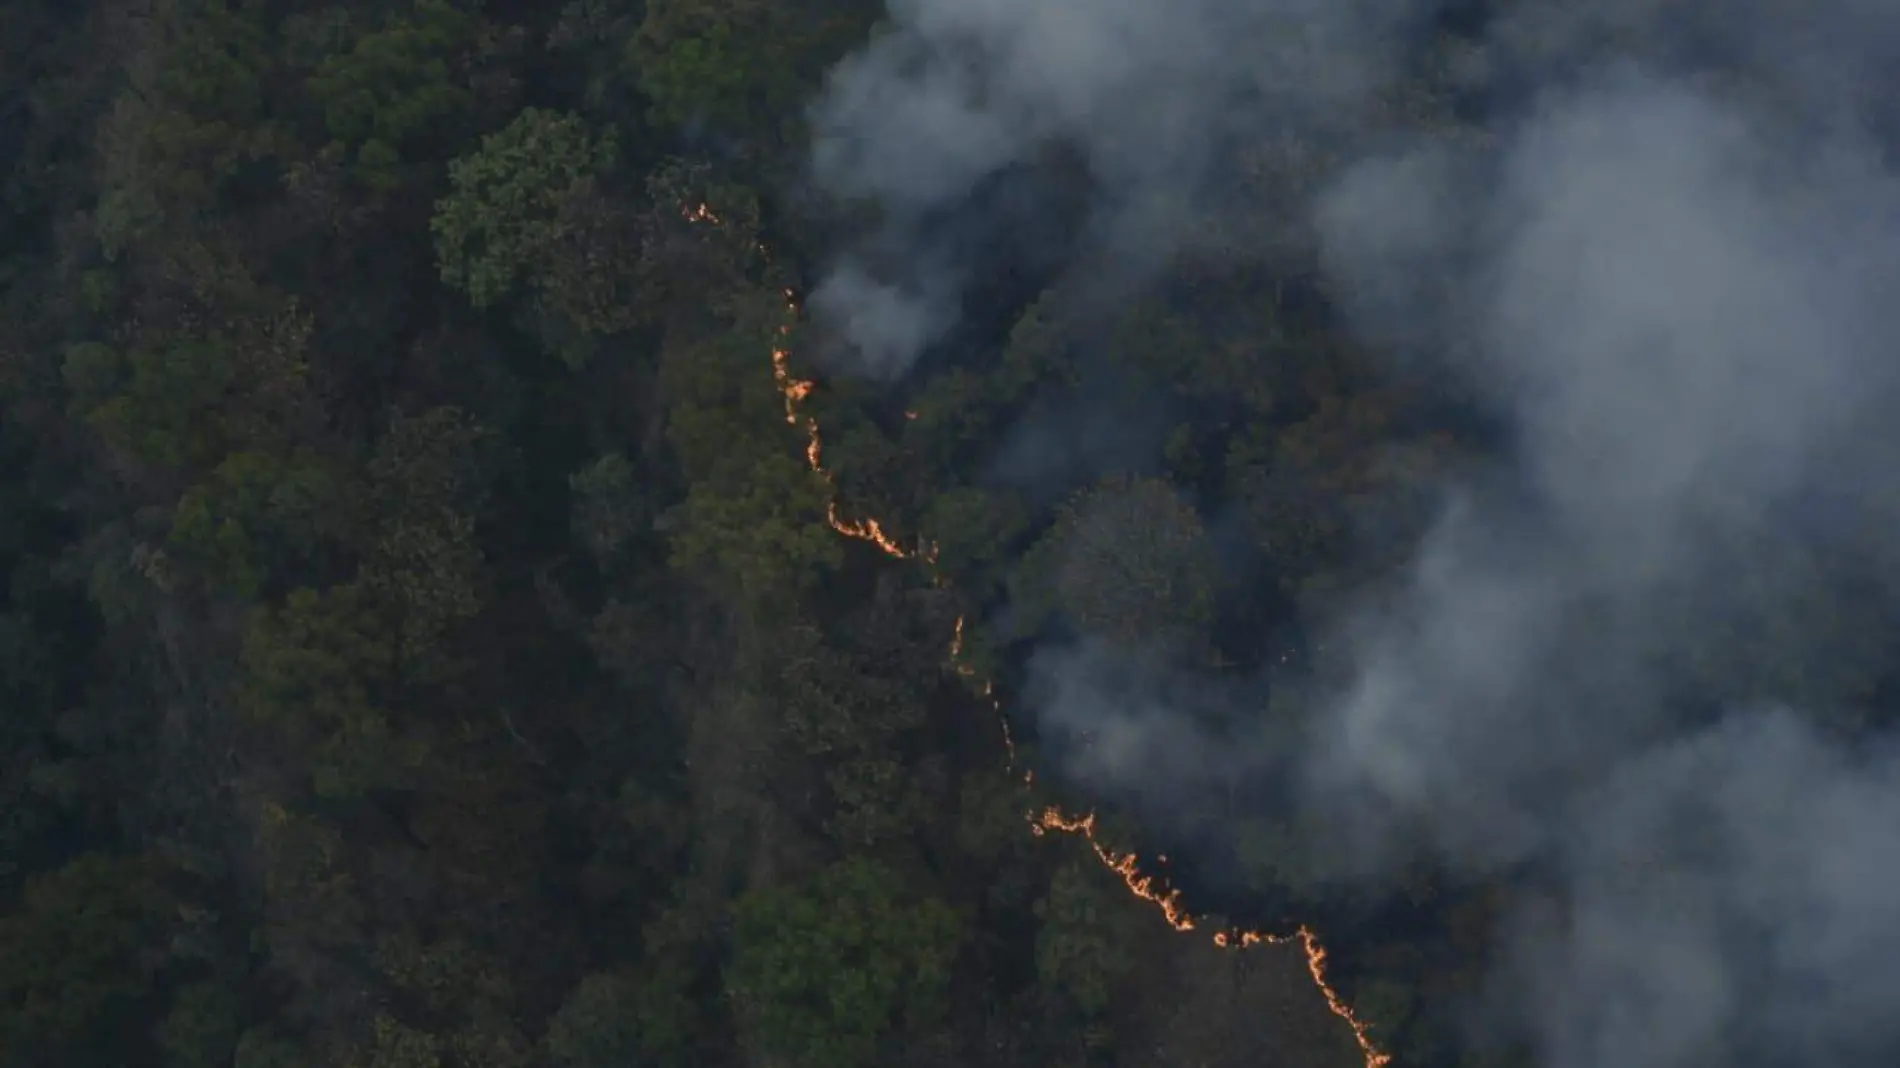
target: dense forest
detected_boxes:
[6,1,1900,1067]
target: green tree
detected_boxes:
[1017,474,1218,650]
[82,337,239,471]
[306,0,486,190]
[157,980,242,1068]
[232,1028,309,1068]
[633,159,770,321]
[544,969,695,1068]
[431,108,617,310]
[71,292,313,476]
[728,857,964,1068]
[251,803,372,1033]
[360,406,493,673]
[239,583,416,799]
[348,1014,442,1068]
[92,0,287,255]
[1033,860,1138,1020]
[0,853,174,1068]
[774,622,920,758]
[570,452,651,564]
[656,291,794,478]
[919,484,1033,604]
[169,449,346,598]
[660,295,843,608]
[630,0,876,143]
[372,935,530,1068]
[667,449,841,606]
[825,754,927,848]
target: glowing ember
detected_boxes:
[686,202,1390,1068]
[756,278,921,560]
[1033,806,1391,1065]
[825,505,911,558]
[1031,807,1198,930]
[949,616,977,677]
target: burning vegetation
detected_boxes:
[688,202,1391,1068]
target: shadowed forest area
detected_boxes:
[6,1,1900,1067]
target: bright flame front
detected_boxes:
[686,202,1391,1068]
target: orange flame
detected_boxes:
[949,616,977,677]
[687,202,1389,1068]
[1034,807,1392,1067]
[759,280,919,560]
[1031,807,1199,931]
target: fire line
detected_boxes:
[686,203,1391,1068]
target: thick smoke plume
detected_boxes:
[806,0,1900,1065]
[1307,65,1900,866]
[1498,709,1900,1068]
[806,0,1422,377]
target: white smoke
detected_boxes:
[805,0,1900,1064]
[1300,56,1900,1062]
[806,0,1418,376]
[1499,709,1900,1068]
[806,261,953,381]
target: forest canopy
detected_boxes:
[4,2,1899,1068]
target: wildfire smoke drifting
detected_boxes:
[686,203,1389,1068]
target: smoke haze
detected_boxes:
[1499,709,1900,1068]
[806,0,1900,1065]
[806,0,1425,377]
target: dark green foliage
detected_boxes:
[94,0,290,253]
[631,0,878,144]
[0,854,173,1068]
[240,582,419,798]
[84,338,240,469]
[307,0,487,189]
[157,980,243,1068]
[544,968,695,1068]
[729,857,964,1068]
[1034,861,1139,1019]
[8,7,1887,1068]
[432,108,617,310]
[170,450,345,597]
[1015,474,1219,652]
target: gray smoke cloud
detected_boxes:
[1306,66,1900,865]
[806,0,1900,1065]
[806,260,953,381]
[1025,639,1260,814]
[1498,709,1900,1068]
[805,0,1420,376]
[1299,51,1900,1062]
